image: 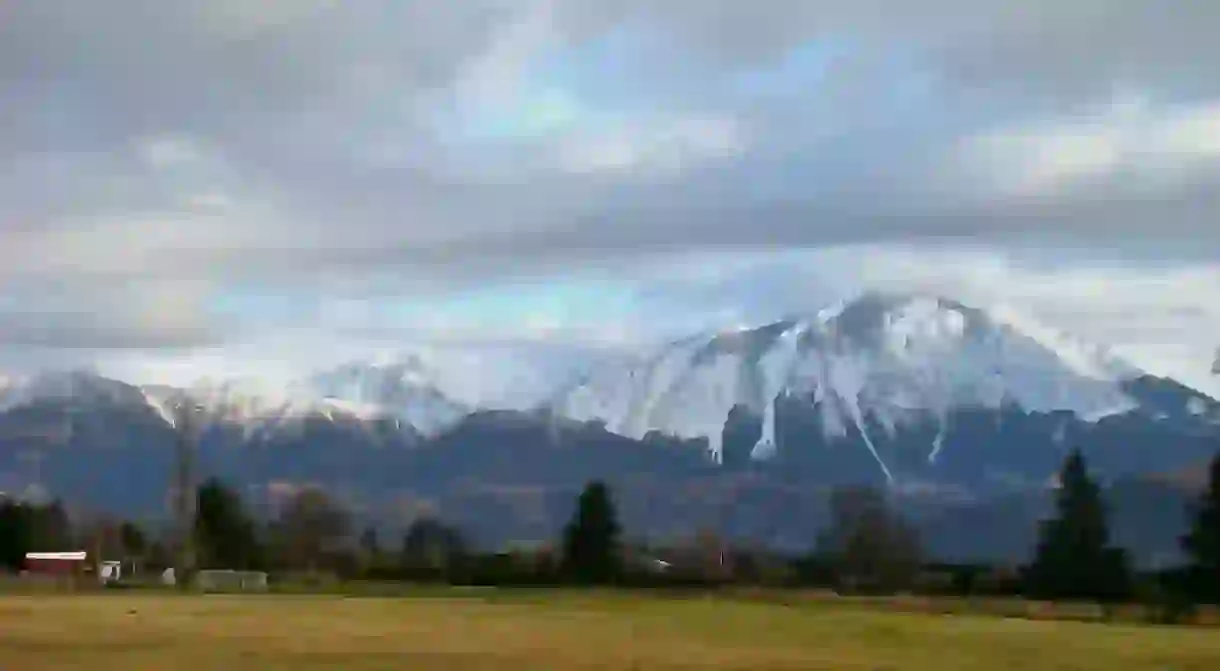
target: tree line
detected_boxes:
[1,448,1218,619]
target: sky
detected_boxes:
[0,0,1218,399]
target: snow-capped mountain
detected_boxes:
[551,292,1216,478]
[0,369,153,415]
[132,358,471,439]
[1,291,1217,561]
[300,358,471,436]
[2,293,1213,458]
[0,359,471,444]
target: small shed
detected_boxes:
[99,560,123,584]
[195,569,269,593]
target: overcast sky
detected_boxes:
[0,1,1217,397]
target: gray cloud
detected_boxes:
[553,1,1220,96]
[0,320,218,350]
[0,1,510,142]
[1,0,1218,356]
[0,279,228,349]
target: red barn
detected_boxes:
[24,551,90,577]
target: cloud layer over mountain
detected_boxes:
[0,1,1215,386]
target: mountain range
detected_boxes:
[0,292,1216,565]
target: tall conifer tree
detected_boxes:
[1026,450,1130,603]
[1181,452,1220,604]
[561,481,623,584]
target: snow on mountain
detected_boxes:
[139,377,346,437]
[0,358,472,440]
[300,358,470,436]
[2,293,1211,456]
[0,369,149,413]
[551,292,1167,470]
[134,359,472,438]
[0,374,21,412]
[127,346,578,434]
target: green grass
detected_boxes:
[1,590,1218,670]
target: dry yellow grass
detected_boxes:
[1,591,1218,670]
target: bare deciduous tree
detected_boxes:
[816,485,923,594]
[271,487,350,573]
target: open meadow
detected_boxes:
[1,590,1219,670]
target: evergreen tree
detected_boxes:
[1025,450,1131,603]
[195,478,263,570]
[401,517,467,573]
[28,500,72,551]
[0,500,74,572]
[0,500,30,572]
[560,481,623,585]
[1181,451,1220,604]
[359,526,380,557]
[119,521,147,559]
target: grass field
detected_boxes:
[2,591,1219,670]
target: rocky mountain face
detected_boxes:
[0,293,1216,564]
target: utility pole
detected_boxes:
[172,402,199,590]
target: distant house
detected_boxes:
[24,551,122,584]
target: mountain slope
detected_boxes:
[551,293,1215,482]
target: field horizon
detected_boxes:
[2,590,1219,670]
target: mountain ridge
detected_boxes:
[1,290,1216,559]
[552,292,1214,472]
[2,291,1215,459]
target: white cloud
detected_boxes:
[197,0,341,38]
[957,97,1220,198]
[0,208,292,281]
[186,191,234,212]
[0,278,224,349]
[54,244,1215,404]
[137,135,205,169]
[810,245,1220,397]
[448,1,559,113]
[557,115,747,175]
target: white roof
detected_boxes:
[25,551,87,561]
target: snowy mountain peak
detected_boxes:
[551,292,1163,469]
[301,360,469,435]
[821,292,975,337]
[812,292,1133,380]
[0,369,149,413]
[0,361,469,441]
[1,293,1212,476]
[144,360,472,437]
